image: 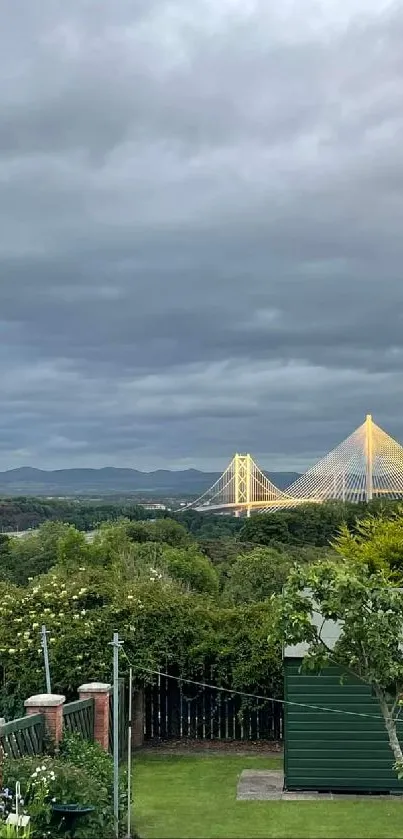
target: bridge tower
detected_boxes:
[233,453,252,517]
[365,413,373,502]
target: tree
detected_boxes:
[0,534,11,573]
[333,506,403,576]
[278,558,403,773]
[4,521,75,585]
[126,517,192,548]
[225,547,292,604]
[240,501,403,549]
[161,545,219,595]
[152,518,192,547]
[240,512,291,545]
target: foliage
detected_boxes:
[0,826,31,839]
[89,521,219,594]
[174,509,243,539]
[277,556,403,771]
[3,736,127,838]
[0,553,282,716]
[333,506,403,577]
[0,497,152,534]
[126,517,192,547]
[159,545,219,595]
[224,547,292,604]
[240,500,403,548]
[0,523,76,586]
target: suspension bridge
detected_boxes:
[183,415,403,516]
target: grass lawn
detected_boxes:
[132,753,403,839]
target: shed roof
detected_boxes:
[284,609,341,657]
[283,587,403,658]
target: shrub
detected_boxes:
[3,736,127,838]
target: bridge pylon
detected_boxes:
[234,454,252,516]
[261,414,403,510]
[178,414,403,516]
[180,452,287,514]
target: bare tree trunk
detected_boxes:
[375,687,403,765]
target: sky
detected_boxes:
[1,0,403,473]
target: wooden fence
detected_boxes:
[0,714,45,759]
[144,673,283,741]
[63,698,94,740]
[0,699,95,760]
[109,678,128,762]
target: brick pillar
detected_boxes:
[25,694,65,745]
[79,682,111,751]
[132,690,144,749]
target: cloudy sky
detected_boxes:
[1,0,403,473]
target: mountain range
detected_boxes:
[0,466,301,497]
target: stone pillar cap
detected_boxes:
[78,682,112,694]
[25,694,65,708]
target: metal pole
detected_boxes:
[41,625,52,693]
[112,632,121,839]
[127,667,133,838]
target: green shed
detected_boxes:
[284,612,403,794]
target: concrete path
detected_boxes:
[237,770,284,800]
[236,770,403,801]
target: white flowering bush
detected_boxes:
[0,522,282,716]
[0,562,220,712]
[3,742,125,838]
[0,567,145,711]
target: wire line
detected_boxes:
[121,649,399,723]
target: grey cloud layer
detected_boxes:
[1,0,403,470]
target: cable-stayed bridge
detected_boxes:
[183,415,403,516]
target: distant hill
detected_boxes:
[0,466,300,497]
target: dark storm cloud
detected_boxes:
[1,0,403,471]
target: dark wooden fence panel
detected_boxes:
[63,698,94,740]
[0,714,45,758]
[143,672,283,742]
[109,678,128,762]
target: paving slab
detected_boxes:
[237,770,284,800]
[237,770,403,801]
[282,792,332,800]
